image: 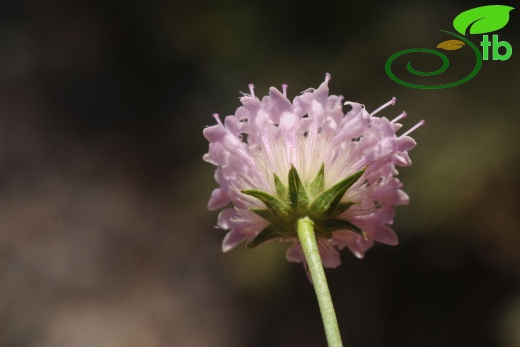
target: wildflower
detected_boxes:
[203,74,423,269]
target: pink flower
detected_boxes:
[203,74,423,269]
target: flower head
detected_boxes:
[203,74,423,269]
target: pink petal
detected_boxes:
[208,188,229,210]
[217,208,237,229]
[317,239,341,268]
[373,225,399,246]
[222,228,247,252]
[285,242,305,263]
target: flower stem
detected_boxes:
[297,216,343,347]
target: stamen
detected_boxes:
[212,113,223,126]
[391,111,407,124]
[401,119,425,137]
[282,84,288,97]
[325,72,331,83]
[369,97,396,117]
[248,83,255,97]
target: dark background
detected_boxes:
[1,0,519,346]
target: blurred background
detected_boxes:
[0,0,519,346]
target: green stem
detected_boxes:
[297,216,343,347]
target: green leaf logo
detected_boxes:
[453,5,514,35]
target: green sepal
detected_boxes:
[309,166,367,219]
[273,173,288,200]
[242,189,290,220]
[288,165,309,211]
[316,219,367,240]
[247,225,283,248]
[307,163,325,199]
[330,201,356,218]
[250,208,279,224]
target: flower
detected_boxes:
[203,74,423,269]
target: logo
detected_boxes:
[385,5,514,89]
